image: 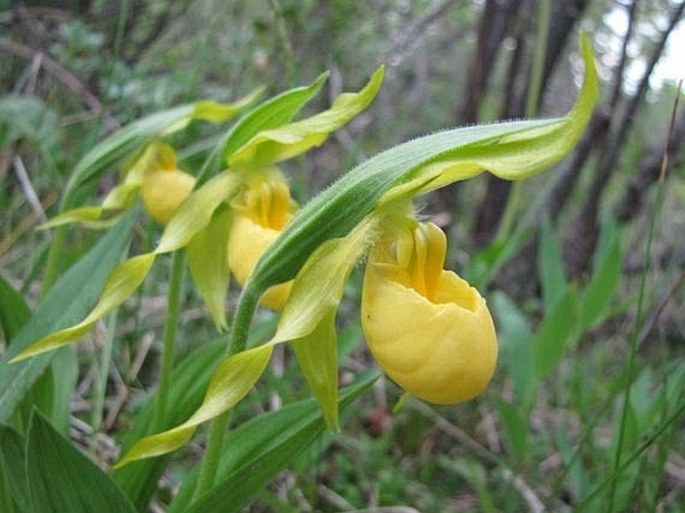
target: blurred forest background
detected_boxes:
[1,0,685,512]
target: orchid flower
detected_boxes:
[112,35,598,467]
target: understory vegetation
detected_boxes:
[1,1,684,512]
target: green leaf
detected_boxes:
[0,211,136,423]
[222,72,328,161]
[16,171,241,362]
[192,88,264,123]
[227,67,383,169]
[272,216,376,343]
[11,253,155,362]
[62,105,193,201]
[114,340,226,510]
[118,219,376,465]
[41,142,177,230]
[115,344,273,467]
[0,274,31,346]
[291,310,339,431]
[0,424,30,513]
[187,205,232,330]
[581,216,622,329]
[171,373,378,513]
[538,216,567,312]
[26,412,137,513]
[37,206,127,231]
[496,398,528,461]
[250,35,598,295]
[63,94,256,202]
[533,289,578,380]
[491,292,536,410]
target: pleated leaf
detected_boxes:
[26,412,137,513]
[0,211,135,423]
[10,253,155,362]
[227,67,384,169]
[186,205,233,330]
[0,424,30,513]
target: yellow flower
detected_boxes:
[228,168,296,310]
[141,167,196,224]
[362,220,497,404]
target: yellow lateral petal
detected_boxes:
[228,67,384,169]
[115,343,273,467]
[11,253,156,362]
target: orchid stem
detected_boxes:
[154,250,186,430]
[193,283,261,499]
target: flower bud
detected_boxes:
[362,220,497,404]
[228,169,296,310]
[141,168,196,224]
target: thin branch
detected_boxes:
[0,38,119,130]
[12,156,47,223]
[384,0,461,63]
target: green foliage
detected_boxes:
[2,3,683,511]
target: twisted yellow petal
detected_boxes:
[362,221,497,404]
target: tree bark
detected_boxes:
[565,0,685,276]
[473,0,590,247]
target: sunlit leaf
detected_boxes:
[169,373,378,513]
[228,67,383,169]
[0,212,136,423]
[222,72,328,160]
[192,88,264,123]
[115,344,273,467]
[10,253,155,362]
[117,218,376,464]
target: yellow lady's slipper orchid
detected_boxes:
[362,220,497,404]
[228,168,296,310]
[141,167,196,224]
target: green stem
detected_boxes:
[607,181,664,512]
[268,0,297,85]
[92,308,119,432]
[40,225,67,298]
[193,282,261,498]
[154,250,186,429]
[578,397,685,512]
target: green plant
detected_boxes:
[1,34,598,512]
